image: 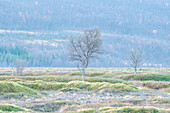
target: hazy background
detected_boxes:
[0,0,169,67]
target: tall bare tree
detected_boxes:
[68,27,102,81]
[130,48,143,74]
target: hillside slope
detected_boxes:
[0,0,169,67]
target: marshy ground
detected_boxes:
[0,68,170,112]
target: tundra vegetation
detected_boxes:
[0,68,169,112]
[0,0,169,113]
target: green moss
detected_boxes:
[100,106,170,113]
[77,108,97,113]
[87,72,105,77]
[0,73,11,76]
[54,101,68,105]
[151,98,170,104]
[72,107,170,113]
[123,81,133,85]
[99,83,138,92]
[85,78,124,84]
[67,81,92,90]
[18,81,66,90]
[70,72,81,76]
[143,82,170,89]
[18,81,138,92]
[0,76,124,84]
[121,74,170,81]
[114,107,159,113]
[99,84,139,94]
[0,81,38,95]
[99,107,113,111]
[0,104,25,111]
[70,71,105,77]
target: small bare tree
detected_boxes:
[130,48,143,74]
[15,59,27,76]
[68,27,102,81]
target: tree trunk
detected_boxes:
[81,68,85,81]
[135,67,137,74]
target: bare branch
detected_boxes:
[68,27,103,81]
[129,48,143,73]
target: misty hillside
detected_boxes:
[0,0,169,67]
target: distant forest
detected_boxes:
[0,0,169,67]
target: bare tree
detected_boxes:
[15,59,27,76]
[130,48,143,74]
[68,27,102,81]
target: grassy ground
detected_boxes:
[0,68,169,112]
